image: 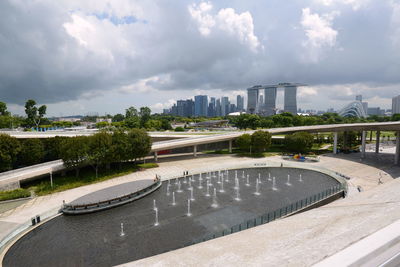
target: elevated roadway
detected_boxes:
[1,121,400,190]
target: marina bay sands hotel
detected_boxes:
[247,83,307,116]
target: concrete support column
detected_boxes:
[395,131,400,165]
[194,145,197,157]
[228,140,232,153]
[375,130,380,154]
[361,131,366,159]
[333,132,338,154]
[154,151,158,162]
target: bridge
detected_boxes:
[0,121,399,190]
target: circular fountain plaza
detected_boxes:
[3,167,344,267]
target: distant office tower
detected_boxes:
[174,99,194,117]
[356,95,362,102]
[208,97,216,117]
[247,86,260,114]
[367,107,381,116]
[392,95,400,114]
[221,97,230,116]
[362,102,368,115]
[229,104,236,114]
[263,87,277,116]
[284,86,297,114]
[194,95,208,117]
[216,99,221,116]
[236,95,244,111]
[259,95,264,107]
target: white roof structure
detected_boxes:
[339,101,367,118]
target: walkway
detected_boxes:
[0,153,399,265]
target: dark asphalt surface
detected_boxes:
[4,167,340,267]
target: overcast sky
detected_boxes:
[1,0,399,116]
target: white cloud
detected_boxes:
[188,2,215,36]
[150,99,176,112]
[301,7,339,62]
[188,2,261,52]
[314,0,369,10]
[298,86,318,97]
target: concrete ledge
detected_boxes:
[314,219,400,267]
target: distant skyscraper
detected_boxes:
[247,86,260,114]
[221,97,230,116]
[216,99,221,116]
[263,87,277,116]
[362,102,368,115]
[236,95,244,111]
[194,95,208,117]
[283,86,297,114]
[393,95,400,114]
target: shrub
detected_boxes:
[285,132,314,153]
[251,131,272,152]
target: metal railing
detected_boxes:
[187,183,345,246]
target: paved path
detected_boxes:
[0,153,399,265]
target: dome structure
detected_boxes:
[339,101,367,118]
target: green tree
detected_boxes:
[59,136,89,177]
[160,119,172,130]
[285,132,314,153]
[174,126,185,132]
[42,136,66,162]
[125,116,140,128]
[144,119,162,130]
[126,129,152,162]
[87,132,113,178]
[95,121,109,128]
[236,134,252,152]
[251,130,272,152]
[139,107,151,127]
[24,99,47,128]
[111,130,130,166]
[112,113,125,122]
[18,138,44,166]
[125,106,138,118]
[0,134,21,171]
[0,102,10,116]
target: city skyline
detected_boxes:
[1,1,400,116]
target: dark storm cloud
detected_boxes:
[0,0,399,107]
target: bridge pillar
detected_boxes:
[154,151,158,162]
[193,145,197,157]
[395,131,400,165]
[333,132,338,154]
[375,130,380,153]
[228,140,232,153]
[361,131,366,159]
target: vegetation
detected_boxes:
[0,134,21,172]
[285,132,314,153]
[235,134,252,152]
[23,162,158,196]
[251,130,272,152]
[59,129,152,178]
[0,188,31,201]
[24,99,47,128]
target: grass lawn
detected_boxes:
[0,188,31,201]
[22,162,159,196]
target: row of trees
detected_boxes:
[59,130,151,177]
[0,100,48,129]
[235,131,272,153]
[0,134,62,172]
[230,112,400,130]
[235,131,316,154]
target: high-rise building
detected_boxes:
[367,107,381,116]
[216,99,221,116]
[194,95,208,117]
[247,86,260,114]
[263,87,277,116]
[208,97,216,117]
[236,95,244,111]
[393,95,400,115]
[283,85,297,114]
[221,97,230,116]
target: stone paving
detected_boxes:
[0,152,399,266]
